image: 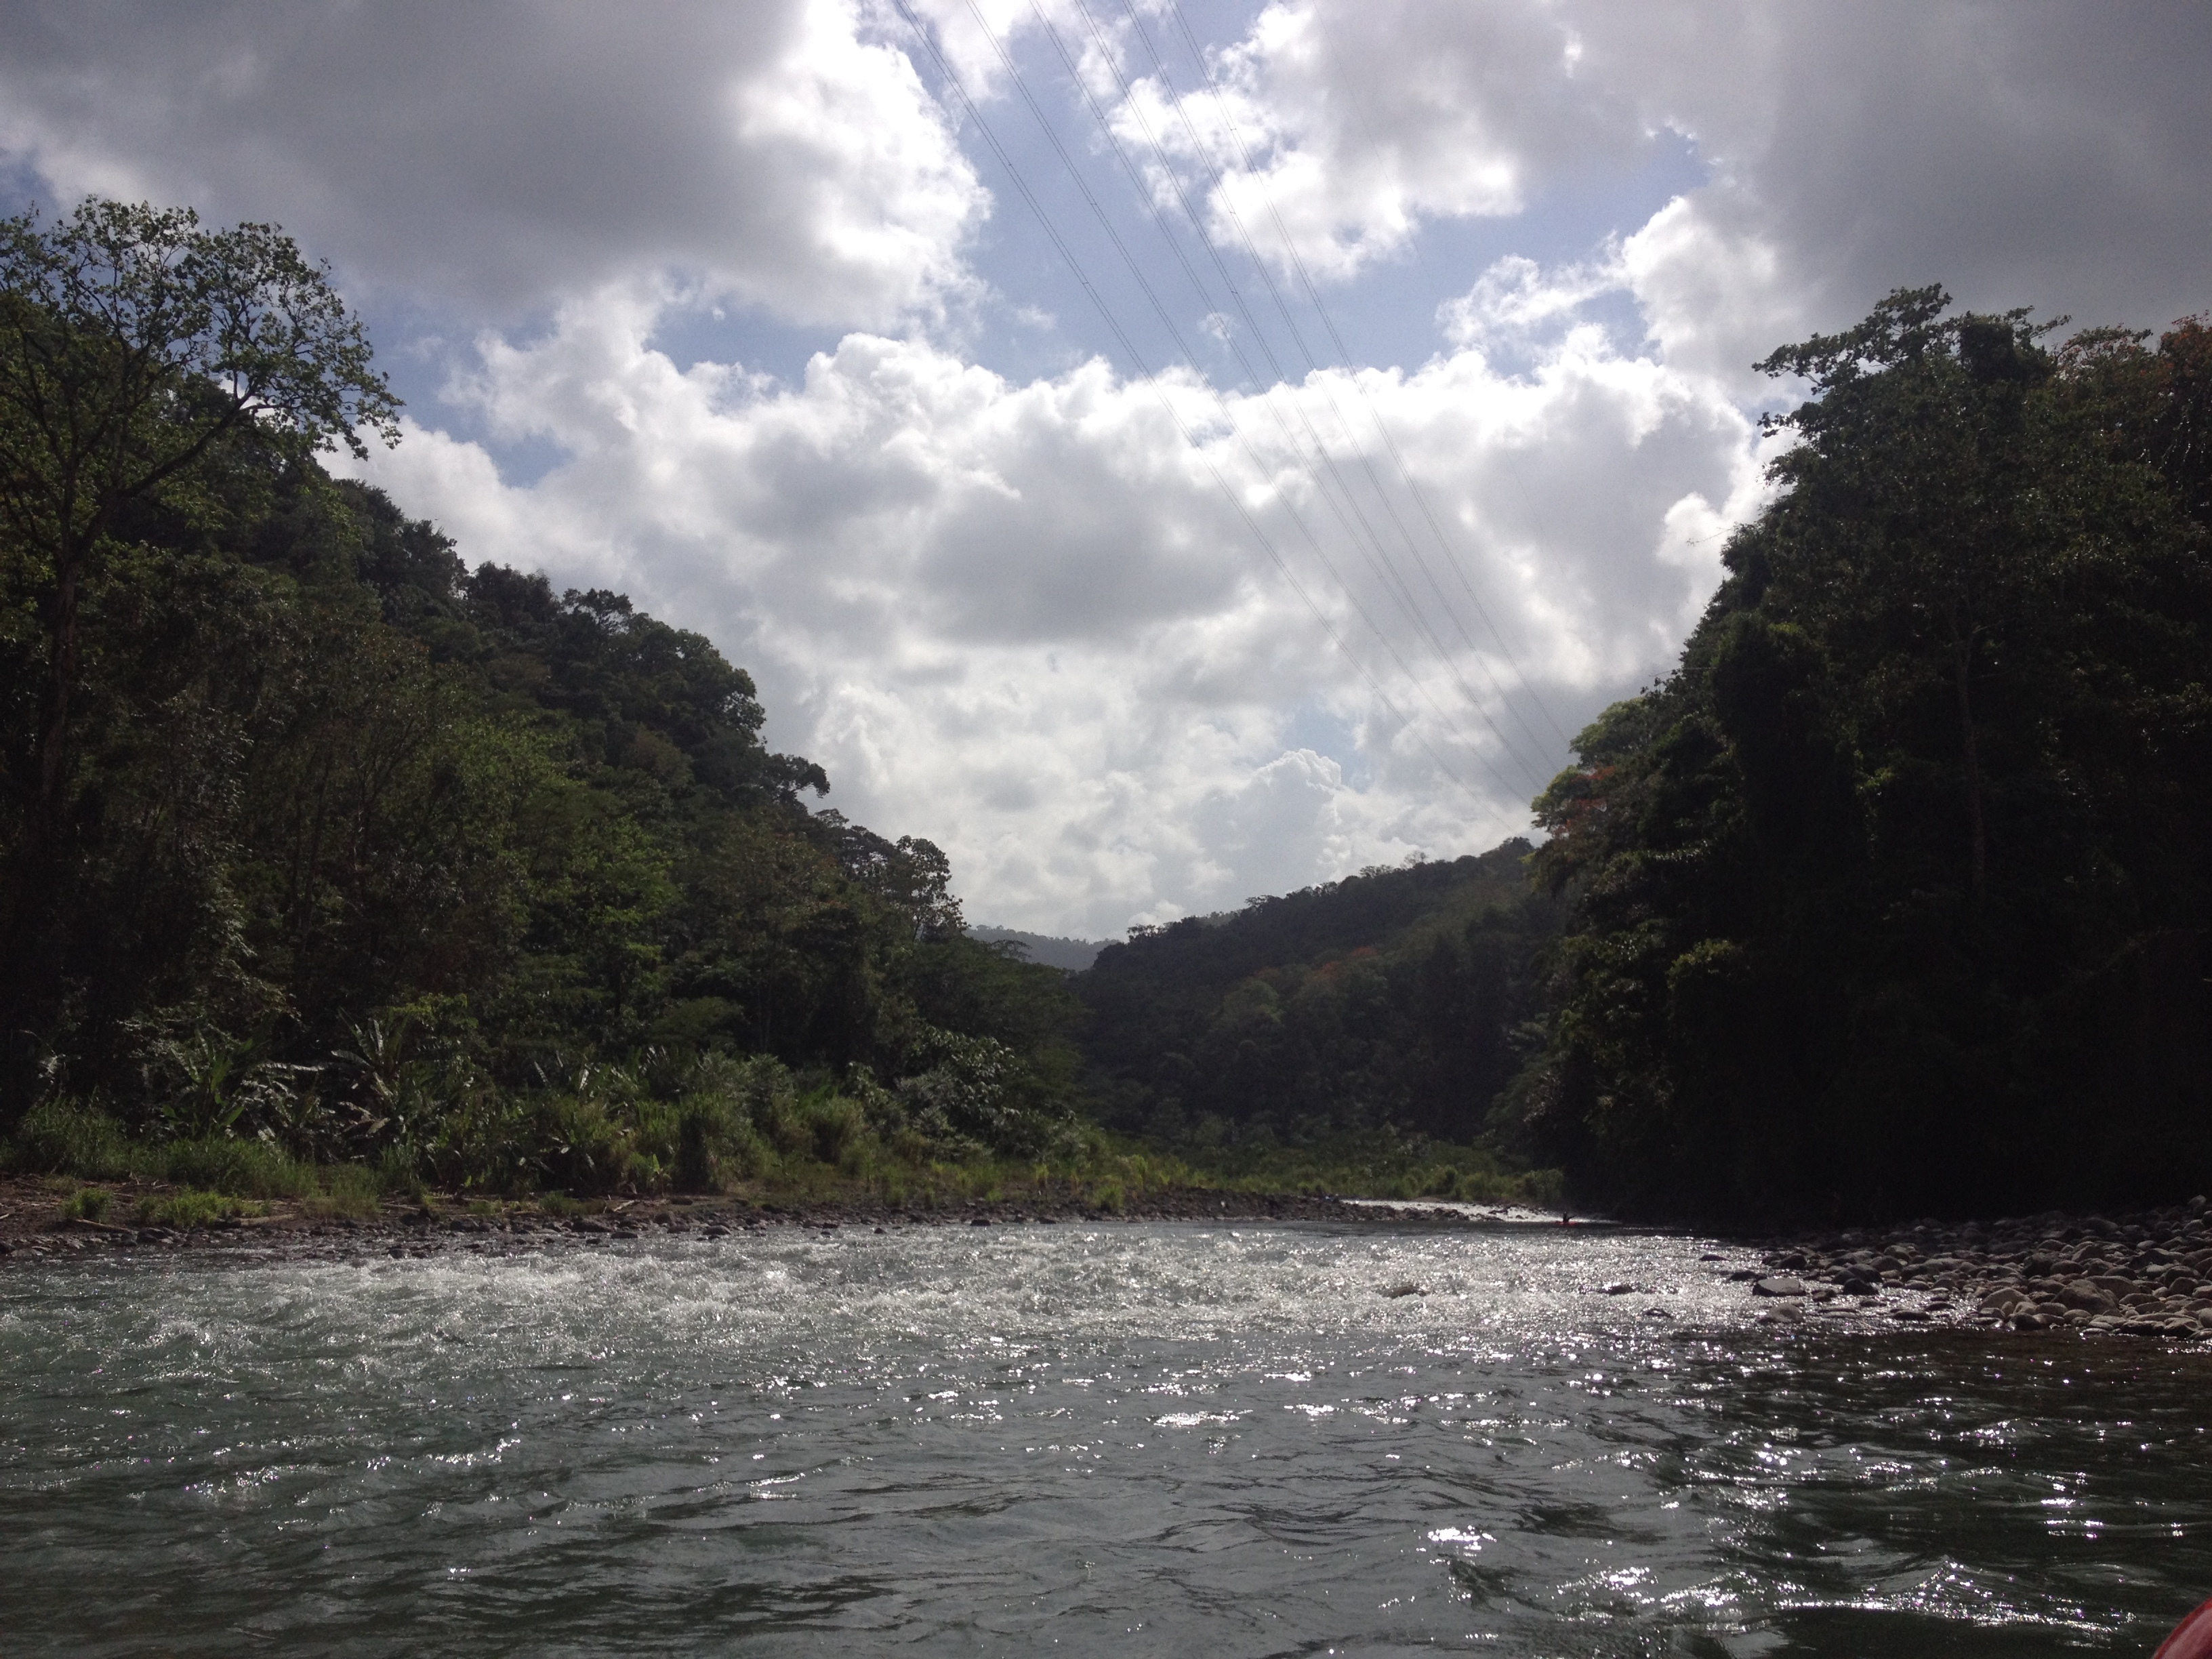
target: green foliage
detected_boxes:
[138,1190,264,1229]
[157,1136,317,1200]
[1077,845,1559,1151]
[60,1185,112,1222]
[3,1101,136,1180]
[0,199,400,1055]
[1528,291,2212,1221]
[0,197,1085,1187]
[301,1164,380,1219]
[1153,1122,1561,1207]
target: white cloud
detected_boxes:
[1112,0,1640,283]
[1117,0,2212,352]
[340,291,1757,935]
[14,0,2201,932]
[1438,251,1624,352]
[0,0,987,328]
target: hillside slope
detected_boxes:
[1075,843,1560,1147]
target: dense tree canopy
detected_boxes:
[0,199,1082,1187]
[0,199,398,848]
[1521,290,2212,1221]
[10,199,2208,1223]
[1076,845,1560,1149]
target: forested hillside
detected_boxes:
[1,200,1083,1195]
[1076,844,1561,1151]
[1523,291,2212,1222]
[1069,291,2212,1225]
[13,201,2211,1226]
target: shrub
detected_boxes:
[802,1094,867,1168]
[302,1164,381,1219]
[419,1090,535,1196]
[159,1136,317,1199]
[674,1105,716,1191]
[138,1190,265,1229]
[375,1141,426,1200]
[5,1102,137,1180]
[61,1186,113,1222]
[530,1094,634,1195]
[755,1090,815,1159]
[665,1092,764,1191]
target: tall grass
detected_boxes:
[1151,1128,1565,1207]
[1,1082,1563,1214]
[4,1100,384,1213]
[5,1101,136,1181]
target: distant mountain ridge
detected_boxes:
[969,926,1112,972]
[1071,841,1561,1144]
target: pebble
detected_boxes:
[1734,1194,2212,1342]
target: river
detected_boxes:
[2,1220,2206,1655]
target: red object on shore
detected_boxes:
[2156,1597,2212,1658]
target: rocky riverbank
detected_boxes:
[0,1176,1467,1268]
[11,1170,2211,1350]
[1729,1195,2212,1340]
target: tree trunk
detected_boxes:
[1954,640,1987,901]
[31,524,87,847]
[0,534,83,1111]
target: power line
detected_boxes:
[1151,0,1578,756]
[923,0,1538,802]
[1031,0,1553,792]
[888,0,1496,806]
[1108,0,1561,772]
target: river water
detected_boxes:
[2,1221,2207,1656]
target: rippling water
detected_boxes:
[3,1221,2207,1656]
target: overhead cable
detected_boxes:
[914,0,1532,802]
[1151,0,1578,756]
[1031,0,1553,792]
[888,0,1496,806]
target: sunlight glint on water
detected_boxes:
[2,1223,2208,1656]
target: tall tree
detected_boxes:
[0,198,399,852]
[1526,290,2212,1221]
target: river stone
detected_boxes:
[1753,1276,1807,1298]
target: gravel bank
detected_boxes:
[1729,1195,2212,1338]
[0,1180,1463,1268]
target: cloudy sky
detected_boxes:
[4,1,2207,936]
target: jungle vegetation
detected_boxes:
[1521,289,2212,1221]
[8,199,2208,1224]
[0,199,1090,1202]
[1074,846,1562,1202]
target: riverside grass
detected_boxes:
[2,1098,1563,1228]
